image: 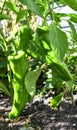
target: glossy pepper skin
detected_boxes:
[8,50,28,118]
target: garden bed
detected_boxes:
[0,92,77,130]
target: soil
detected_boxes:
[0,92,77,130]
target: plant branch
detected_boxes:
[1,0,6,14]
[47,0,55,23]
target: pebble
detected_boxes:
[0,106,5,112]
[19,127,26,130]
[5,118,10,123]
[19,126,35,130]
[73,123,76,127]
[44,97,52,105]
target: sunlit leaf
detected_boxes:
[68,14,77,23]
[0,13,10,20]
[18,0,43,17]
[62,0,77,11]
[50,92,64,109]
[5,1,18,14]
[68,21,77,40]
[52,62,73,81]
[66,81,74,91]
[24,68,41,97]
[16,10,26,23]
[49,25,68,62]
[0,82,11,97]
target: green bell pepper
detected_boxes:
[8,50,29,118]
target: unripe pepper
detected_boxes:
[8,50,29,118]
[18,25,32,51]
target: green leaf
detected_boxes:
[62,0,77,11]
[50,92,64,109]
[26,41,45,61]
[35,0,48,15]
[0,60,7,77]
[0,28,6,44]
[24,68,41,97]
[0,28,7,50]
[66,81,75,105]
[49,25,68,62]
[18,0,27,4]
[0,13,10,20]
[32,26,51,60]
[16,10,26,23]
[68,14,77,23]
[0,82,11,97]
[46,51,57,65]
[18,0,43,17]
[52,68,63,89]
[0,38,5,50]
[5,1,18,14]
[52,62,73,81]
[27,49,38,59]
[66,81,74,91]
[68,21,77,40]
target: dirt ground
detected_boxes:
[0,93,77,130]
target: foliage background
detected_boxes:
[0,0,77,117]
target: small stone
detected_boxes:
[73,123,76,127]
[19,127,26,130]
[0,106,5,112]
[5,118,10,123]
[28,127,35,130]
[19,126,35,130]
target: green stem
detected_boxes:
[51,0,55,22]
[7,63,13,97]
[1,0,6,14]
[47,0,55,23]
[70,89,75,106]
[47,0,52,18]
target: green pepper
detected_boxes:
[8,50,29,118]
[18,25,32,51]
[36,26,51,50]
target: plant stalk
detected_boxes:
[1,0,6,14]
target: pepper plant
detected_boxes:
[0,0,77,118]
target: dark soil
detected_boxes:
[0,92,77,130]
